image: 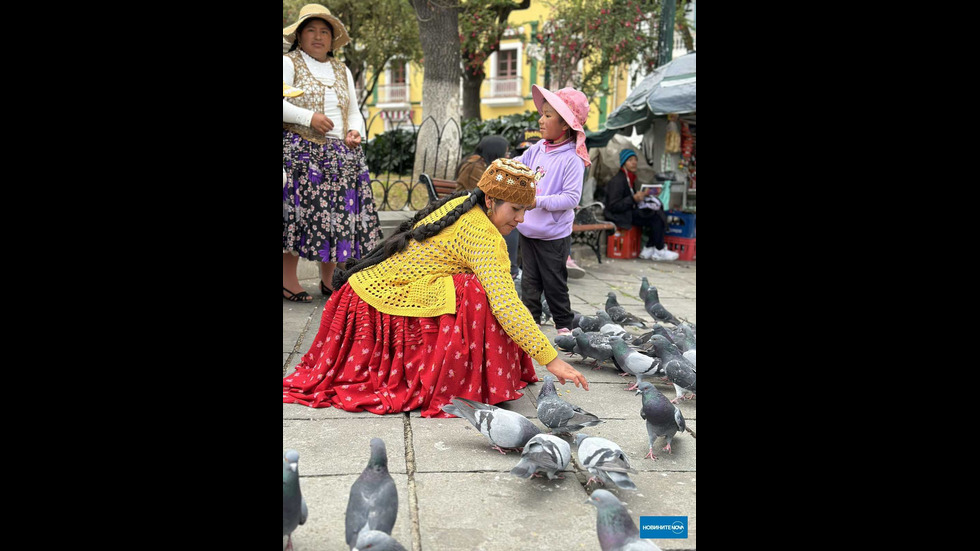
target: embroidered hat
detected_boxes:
[477,158,538,206]
[531,84,592,167]
[619,149,637,167]
[283,82,304,97]
[283,4,351,51]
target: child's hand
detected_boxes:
[545,358,590,391]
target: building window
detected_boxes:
[489,47,520,97]
[382,62,409,103]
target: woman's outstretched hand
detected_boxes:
[545,357,590,391]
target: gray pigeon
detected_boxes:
[345,439,398,550]
[636,382,686,460]
[671,324,696,352]
[605,292,648,328]
[352,530,408,551]
[587,490,662,551]
[441,397,542,454]
[537,375,603,434]
[639,277,652,302]
[645,336,696,402]
[643,287,682,326]
[575,434,638,491]
[577,313,603,333]
[609,336,662,391]
[554,334,580,357]
[283,450,309,551]
[509,433,572,480]
[541,296,552,325]
[574,330,617,369]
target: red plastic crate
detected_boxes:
[607,226,643,259]
[665,236,696,261]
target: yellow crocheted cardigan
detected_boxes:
[349,196,558,365]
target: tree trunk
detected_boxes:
[409,0,462,182]
[461,71,483,121]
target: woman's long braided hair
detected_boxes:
[332,188,494,289]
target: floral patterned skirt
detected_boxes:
[282,274,539,418]
[283,131,383,262]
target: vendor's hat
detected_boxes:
[283,4,350,51]
[283,82,304,97]
[619,149,637,166]
[531,84,592,167]
[477,158,539,206]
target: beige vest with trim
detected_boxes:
[283,50,350,144]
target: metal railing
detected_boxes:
[362,112,462,211]
[484,77,521,97]
[377,83,409,103]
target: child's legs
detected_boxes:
[504,229,521,279]
[534,237,575,331]
[519,234,544,321]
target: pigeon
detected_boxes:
[643,287,682,326]
[345,438,399,550]
[577,313,603,333]
[645,336,696,402]
[671,324,697,352]
[574,330,617,369]
[352,530,408,551]
[587,490,662,551]
[609,336,662,391]
[636,382,686,460]
[441,397,542,454]
[283,450,309,551]
[536,375,603,434]
[555,333,580,357]
[541,296,553,325]
[575,434,638,491]
[509,433,572,480]
[639,277,652,302]
[605,292,648,328]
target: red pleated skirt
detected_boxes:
[282,274,538,418]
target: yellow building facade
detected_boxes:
[363,2,635,138]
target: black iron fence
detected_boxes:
[363,112,462,211]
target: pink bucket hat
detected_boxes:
[531,84,591,167]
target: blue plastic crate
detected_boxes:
[666,210,696,238]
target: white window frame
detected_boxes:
[378,60,411,117]
[482,41,524,107]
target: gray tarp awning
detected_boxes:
[604,51,696,131]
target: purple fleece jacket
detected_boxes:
[513,140,584,240]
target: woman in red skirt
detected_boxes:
[283,158,589,417]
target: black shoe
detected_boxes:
[320,280,333,298]
[283,287,313,303]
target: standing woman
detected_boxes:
[283,159,589,418]
[283,4,383,303]
[512,85,591,336]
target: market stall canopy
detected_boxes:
[604,51,696,131]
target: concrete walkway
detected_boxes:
[283,247,696,551]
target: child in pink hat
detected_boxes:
[512,85,591,336]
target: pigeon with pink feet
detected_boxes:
[636,382,686,460]
[609,336,662,391]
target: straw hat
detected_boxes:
[283,82,304,97]
[283,4,350,51]
[477,158,539,206]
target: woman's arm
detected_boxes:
[283,57,314,126]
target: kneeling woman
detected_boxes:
[283,159,589,417]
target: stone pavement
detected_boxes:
[283,247,696,551]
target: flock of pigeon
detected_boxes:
[283,278,695,551]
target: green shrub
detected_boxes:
[363,128,416,175]
[460,110,540,156]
